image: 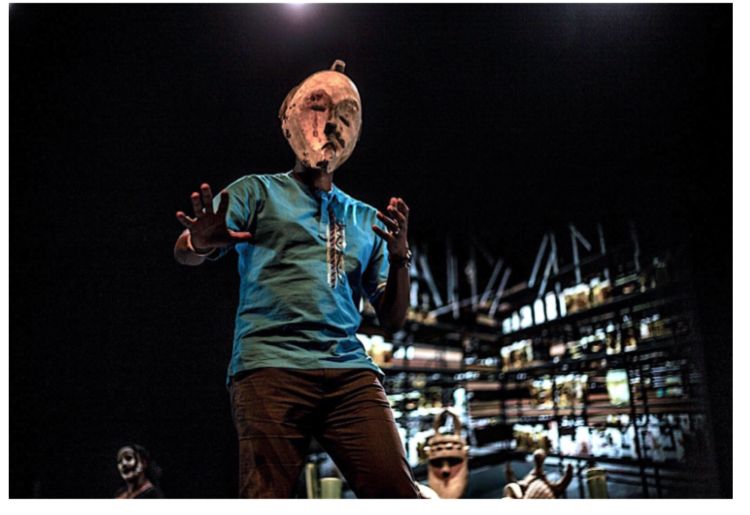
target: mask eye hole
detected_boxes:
[338,116,350,127]
[305,89,332,112]
[337,99,359,115]
[429,457,462,467]
[118,450,136,464]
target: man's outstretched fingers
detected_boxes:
[372,224,394,242]
[387,206,406,224]
[176,211,195,228]
[201,184,214,214]
[191,192,203,217]
[377,211,399,230]
[396,198,410,215]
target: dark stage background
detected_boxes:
[10,4,732,498]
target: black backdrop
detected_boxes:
[10,3,732,498]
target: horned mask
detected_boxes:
[503,449,574,499]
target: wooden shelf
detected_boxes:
[497,285,679,341]
[495,333,683,377]
[500,449,708,473]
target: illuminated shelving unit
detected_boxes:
[463,249,720,498]
[354,225,719,498]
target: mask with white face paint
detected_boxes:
[117,446,145,483]
[279,60,362,173]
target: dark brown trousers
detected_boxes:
[229,367,421,499]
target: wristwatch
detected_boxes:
[388,248,412,269]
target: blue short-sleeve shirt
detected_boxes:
[209,171,389,382]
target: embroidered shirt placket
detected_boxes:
[326,200,346,288]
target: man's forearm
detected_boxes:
[377,265,411,331]
[174,230,209,266]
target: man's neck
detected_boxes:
[292,161,334,192]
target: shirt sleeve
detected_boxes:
[205,175,262,261]
[362,215,390,306]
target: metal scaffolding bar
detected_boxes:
[528,233,549,288]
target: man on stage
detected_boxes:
[174,60,420,499]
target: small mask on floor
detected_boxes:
[424,410,469,499]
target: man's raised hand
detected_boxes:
[176,183,253,252]
[372,197,410,259]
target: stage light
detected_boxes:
[285,2,308,16]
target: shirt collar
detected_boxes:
[318,183,343,204]
[287,170,344,204]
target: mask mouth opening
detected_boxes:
[119,465,139,479]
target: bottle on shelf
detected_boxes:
[605,321,621,355]
[621,315,638,352]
